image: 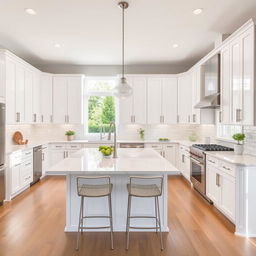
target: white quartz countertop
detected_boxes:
[47,148,180,175]
[205,151,256,167]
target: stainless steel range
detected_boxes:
[190,144,233,201]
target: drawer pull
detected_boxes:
[209,159,215,164]
[222,166,231,171]
[25,163,32,166]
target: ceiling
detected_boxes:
[0,0,256,68]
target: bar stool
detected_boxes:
[126,176,164,250]
[75,176,114,250]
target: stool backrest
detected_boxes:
[129,176,164,196]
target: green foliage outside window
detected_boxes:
[88,96,115,133]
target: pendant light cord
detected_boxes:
[122,5,125,78]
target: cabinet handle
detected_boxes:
[64,151,66,158]
[133,115,135,123]
[177,115,179,123]
[208,159,215,164]
[67,115,69,123]
[222,165,231,171]
[163,151,165,158]
[16,112,20,122]
[219,111,222,123]
[42,153,45,161]
[25,162,31,166]
[182,154,185,163]
[41,115,44,123]
[236,109,242,122]
[188,115,191,123]
[33,113,37,122]
[167,146,173,148]
[193,114,196,123]
[216,173,220,187]
[50,115,53,123]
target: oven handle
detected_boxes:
[190,157,204,166]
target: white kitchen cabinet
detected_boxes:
[41,73,53,123]
[206,156,235,223]
[42,146,48,177]
[147,77,178,124]
[32,72,41,123]
[24,69,33,123]
[15,64,25,123]
[11,163,21,194]
[220,45,231,124]
[53,75,84,124]
[178,145,191,181]
[191,68,201,124]
[5,57,16,124]
[178,74,192,124]
[119,77,147,124]
[20,159,33,187]
[230,26,255,125]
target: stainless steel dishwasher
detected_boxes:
[31,145,42,185]
[119,143,145,148]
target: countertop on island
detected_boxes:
[47,148,180,175]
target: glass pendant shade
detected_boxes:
[114,77,132,99]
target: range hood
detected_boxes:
[194,93,220,109]
[195,53,220,109]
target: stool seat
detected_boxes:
[127,183,161,197]
[78,183,113,197]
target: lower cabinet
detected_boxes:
[146,143,177,168]
[9,149,33,198]
[42,145,48,177]
[178,145,191,181]
[206,156,235,223]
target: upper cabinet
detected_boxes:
[53,75,84,124]
[147,77,178,124]
[41,73,53,123]
[177,74,192,124]
[32,72,41,123]
[119,76,147,124]
[191,67,201,124]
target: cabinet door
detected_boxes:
[6,58,16,124]
[132,77,147,124]
[191,68,201,124]
[53,77,67,123]
[15,64,25,123]
[11,164,21,194]
[230,38,242,124]
[241,27,254,125]
[220,46,231,124]
[178,75,192,124]
[206,165,220,204]
[219,173,235,222]
[119,77,133,124]
[67,76,83,124]
[147,78,162,124]
[24,69,33,123]
[42,147,48,176]
[41,74,53,123]
[32,72,41,123]
[162,78,177,124]
[20,160,33,187]
[163,144,176,167]
[49,150,65,167]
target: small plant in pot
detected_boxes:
[232,133,245,155]
[65,130,75,141]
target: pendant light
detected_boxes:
[114,1,132,99]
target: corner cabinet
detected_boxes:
[119,76,147,124]
[52,75,84,124]
[147,77,178,124]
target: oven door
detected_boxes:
[190,157,205,195]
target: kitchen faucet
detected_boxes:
[108,122,117,158]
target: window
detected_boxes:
[86,78,116,133]
[217,124,243,141]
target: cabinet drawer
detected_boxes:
[10,151,22,166]
[66,144,82,150]
[206,156,219,167]
[50,144,66,150]
[219,161,235,177]
[22,149,33,159]
[147,144,163,150]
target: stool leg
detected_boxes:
[108,194,114,250]
[155,197,158,233]
[81,197,84,234]
[126,195,131,250]
[156,196,164,250]
[76,196,83,250]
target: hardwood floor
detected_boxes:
[0,176,256,256]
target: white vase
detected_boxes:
[234,144,243,155]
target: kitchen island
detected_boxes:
[47,148,179,232]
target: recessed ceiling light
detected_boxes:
[25,8,37,15]
[54,43,61,48]
[193,8,203,15]
[173,44,179,48]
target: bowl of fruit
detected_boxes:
[99,146,114,158]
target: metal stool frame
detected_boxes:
[75,176,114,250]
[126,176,164,250]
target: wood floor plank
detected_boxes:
[0,175,256,256]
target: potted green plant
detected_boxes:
[138,128,145,140]
[232,133,245,155]
[65,130,75,141]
